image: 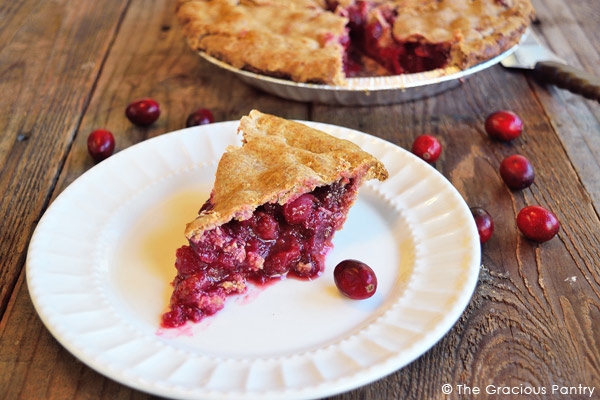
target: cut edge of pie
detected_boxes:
[176,0,535,86]
[161,110,388,328]
[176,0,349,85]
[185,109,388,239]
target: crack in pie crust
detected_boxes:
[176,0,534,86]
[161,110,388,327]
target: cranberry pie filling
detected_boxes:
[162,178,360,328]
[333,0,452,75]
[161,110,388,328]
[177,0,534,85]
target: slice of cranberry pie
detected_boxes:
[176,0,534,85]
[161,110,388,327]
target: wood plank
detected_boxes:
[314,64,600,398]
[0,271,154,399]
[531,0,600,75]
[49,4,310,194]
[0,0,130,320]
[566,0,600,57]
[526,0,600,214]
[2,0,599,398]
[0,0,307,398]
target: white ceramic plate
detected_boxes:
[27,121,480,400]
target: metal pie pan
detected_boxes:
[199,43,519,106]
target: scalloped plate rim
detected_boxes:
[26,120,480,400]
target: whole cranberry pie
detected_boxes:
[161,110,388,327]
[176,0,534,85]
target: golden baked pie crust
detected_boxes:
[185,110,388,240]
[177,0,534,85]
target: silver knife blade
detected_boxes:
[501,30,600,102]
[501,30,565,70]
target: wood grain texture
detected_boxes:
[50,0,310,197]
[315,65,600,399]
[0,0,305,398]
[0,0,130,320]
[528,0,600,214]
[1,0,600,399]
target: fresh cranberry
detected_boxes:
[500,155,535,189]
[87,129,115,162]
[186,108,214,127]
[125,98,160,126]
[517,206,560,242]
[470,207,494,243]
[485,110,523,141]
[283,194,316,225]
[412,135,442,163]
[334,260,377,300]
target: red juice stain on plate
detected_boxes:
[155,323,195,338]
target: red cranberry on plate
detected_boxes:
[500,154,535,189]
[87,129,115,162]
[334,259,377,300]
[470,207,494,244]
[125,98,160,126]
[485,110,523,141]
[517,205,560,242]
[186,108,214,127]
[412,134,442,163]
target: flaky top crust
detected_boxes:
[185,110,388,240]
[386,0,534,68]
[177,0,534,85]
[327,0,534,70]
[176,0,348,85]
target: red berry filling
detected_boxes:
[331,1,451,76]
[161,178,360,328]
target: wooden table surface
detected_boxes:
[1,0,599,399]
